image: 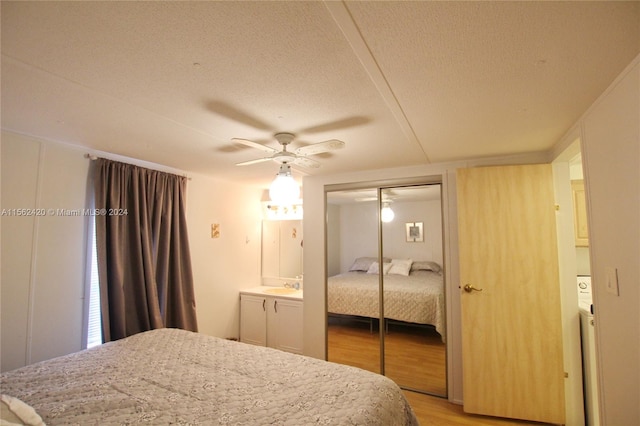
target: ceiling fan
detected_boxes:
[233,132,345,169]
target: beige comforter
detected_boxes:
[328,270,445,340]
[0,328,418,425]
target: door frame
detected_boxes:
[552,139,590,426]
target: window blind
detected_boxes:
[87,222,102,348]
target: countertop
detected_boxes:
[240,286,303,301]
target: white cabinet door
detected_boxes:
[267,298,303,354]
[241,294,303,354]
[240,295,267,347]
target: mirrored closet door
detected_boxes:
[326,189,381,374]
[326,182,446,396]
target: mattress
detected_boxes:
[328,270,445,340]
[0,328,418,425]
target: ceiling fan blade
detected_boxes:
[294,139,345,156]
[232,138,278,153]
[354,196,377,202]
[207,101,274,131]
[298,116,370,134]
[293,157,321,169]
[235,157,273,166]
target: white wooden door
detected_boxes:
[457,165,565,424]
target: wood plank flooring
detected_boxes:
[403,391,551,426]
[328,317,446,395]
[328,318,551,425]
[385,321,446,395]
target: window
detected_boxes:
[86,217,102,348]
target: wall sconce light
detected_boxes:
[269,163,300,205]
[262,202,303,220]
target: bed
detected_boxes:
[0,328,417,425]
[328,257,445,341]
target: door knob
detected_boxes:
[463,284,483,293]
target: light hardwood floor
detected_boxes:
[328,318,551,425]
[328,317,446,395]
[403,391,551,425]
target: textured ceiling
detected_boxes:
[2,1,639,188]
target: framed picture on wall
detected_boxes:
[405,222,424,242]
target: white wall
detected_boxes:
[580,57,639,426]
[1,132,89,371]
[381,199,443,266]
[329,198,443,274]
[334,201,378,272]
[186,174,263,339]
[0,131,263,372]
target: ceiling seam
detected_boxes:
[323,0,431,164]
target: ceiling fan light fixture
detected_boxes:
[233,132,344,169]
[381,202,395,223]
[269,163,300,205]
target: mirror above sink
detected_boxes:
[261,219,303,284]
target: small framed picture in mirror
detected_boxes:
[405,222,424,242]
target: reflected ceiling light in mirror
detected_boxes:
[269,163,300,205]
[381,202,395,222]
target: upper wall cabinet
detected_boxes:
[261,220,303,280]
[571,180,589,247]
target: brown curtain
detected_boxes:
[94,158,198,342]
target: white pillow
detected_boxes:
[388,259,413,276]
[1,394,45,426]
[410,260,442,273]
[367,261,392,275]
[349,257,377,272]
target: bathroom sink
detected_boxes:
[263,287,299,295]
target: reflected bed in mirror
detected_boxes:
[326,183,447,397]
[327,258,445,342]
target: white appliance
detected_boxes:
[577,276,600,426]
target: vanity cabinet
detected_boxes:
[240,293,303,354]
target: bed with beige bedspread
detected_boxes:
[0,328,417,425]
